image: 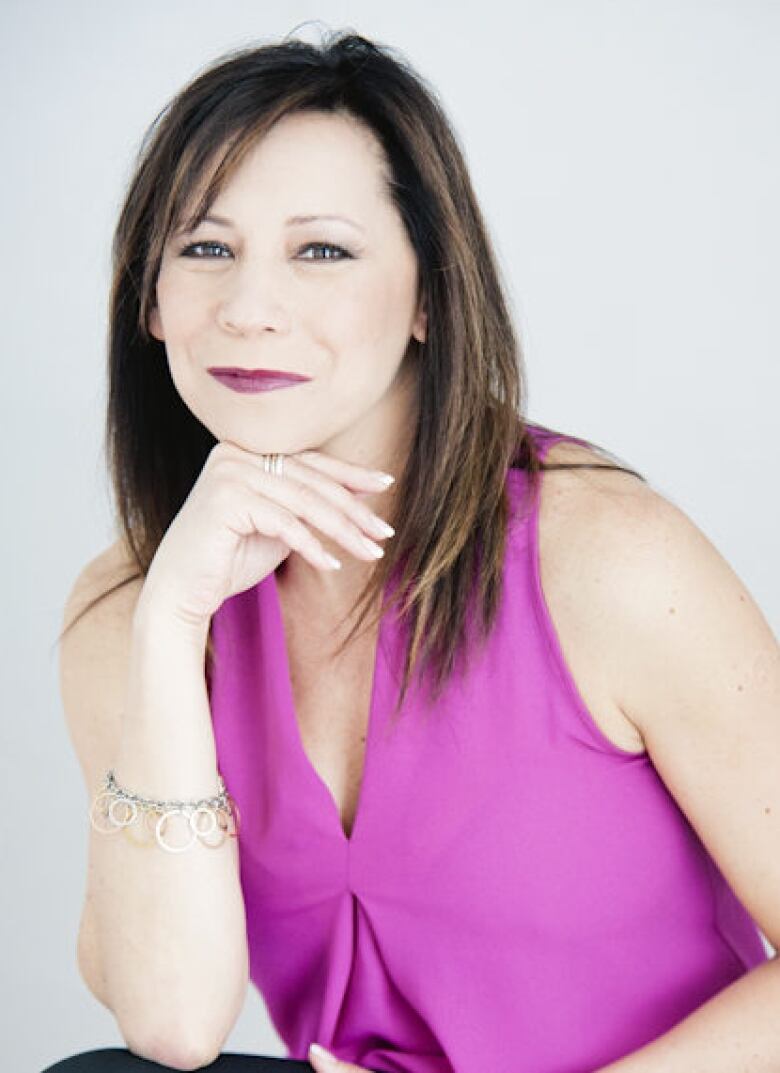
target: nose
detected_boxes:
[215,260,291,336]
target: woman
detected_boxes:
[49,29,779,1073]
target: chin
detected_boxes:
[208,424,314,458]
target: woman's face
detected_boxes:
[148,109,426,465]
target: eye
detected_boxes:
[179,241,231,259]
[297,242,352,261]
[176,240,353,261]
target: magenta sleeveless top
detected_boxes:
[208,423,768,1073]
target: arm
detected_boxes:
[60,541,248,1069]
[595,954,780,1072]
[567,473,780,1073]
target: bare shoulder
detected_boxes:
[537,440,669,753]
[540,439,650,507]
[59,536,145,796]
[539,439,748,752]
[539,439,694,573]
[538,439,662,609]
[62,536,143,630]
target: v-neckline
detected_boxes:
[267,564,394,846]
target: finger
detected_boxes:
[295,449,395,494]
[217,440,394,494]
[282,454,396,543]
[218,444,395,547]
[228,469,386,565]
[308,1043,371,1072]
[228,490,343,572]
[225,458,392,563]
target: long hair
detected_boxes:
[59,28,645,723]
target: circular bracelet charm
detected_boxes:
[88,771,241,852]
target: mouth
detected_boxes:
[207,366,311,381]
[207,367,312,394]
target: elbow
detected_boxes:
[124,1042,219,1071]
[86,934,250,1068]
[119,974,248,1071]
[122,1024,226,1071]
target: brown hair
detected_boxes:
[59,28,645,724]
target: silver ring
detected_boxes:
[89,791,123,834]
[262,453,285,477]
[156,808,198,853]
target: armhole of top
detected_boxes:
[528,428,648,758]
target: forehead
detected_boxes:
[195,111,392,216]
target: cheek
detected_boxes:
[155,272,206,336]
[319,266,417,360]
[152,272,210,404]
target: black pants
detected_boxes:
[41,1049,315,1072]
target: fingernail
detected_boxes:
[370,471,395,487]
[309,1042,337,1065]
[360,535,385,558]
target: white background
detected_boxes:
[1,1,778,1070]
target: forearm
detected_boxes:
[596,953,780,1073]
[92,594,248,1064]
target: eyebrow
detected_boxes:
[181,212,366,234]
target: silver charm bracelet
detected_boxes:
[89,768,241,854]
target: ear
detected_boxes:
[412,298,427,345]
[147,300,165,342]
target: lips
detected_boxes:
[207,366,312,395]
[207,366,311,382]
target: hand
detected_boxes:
[139,443,396,631]
[308,1042,375,1072]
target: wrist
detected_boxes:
[133,584,211,650]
